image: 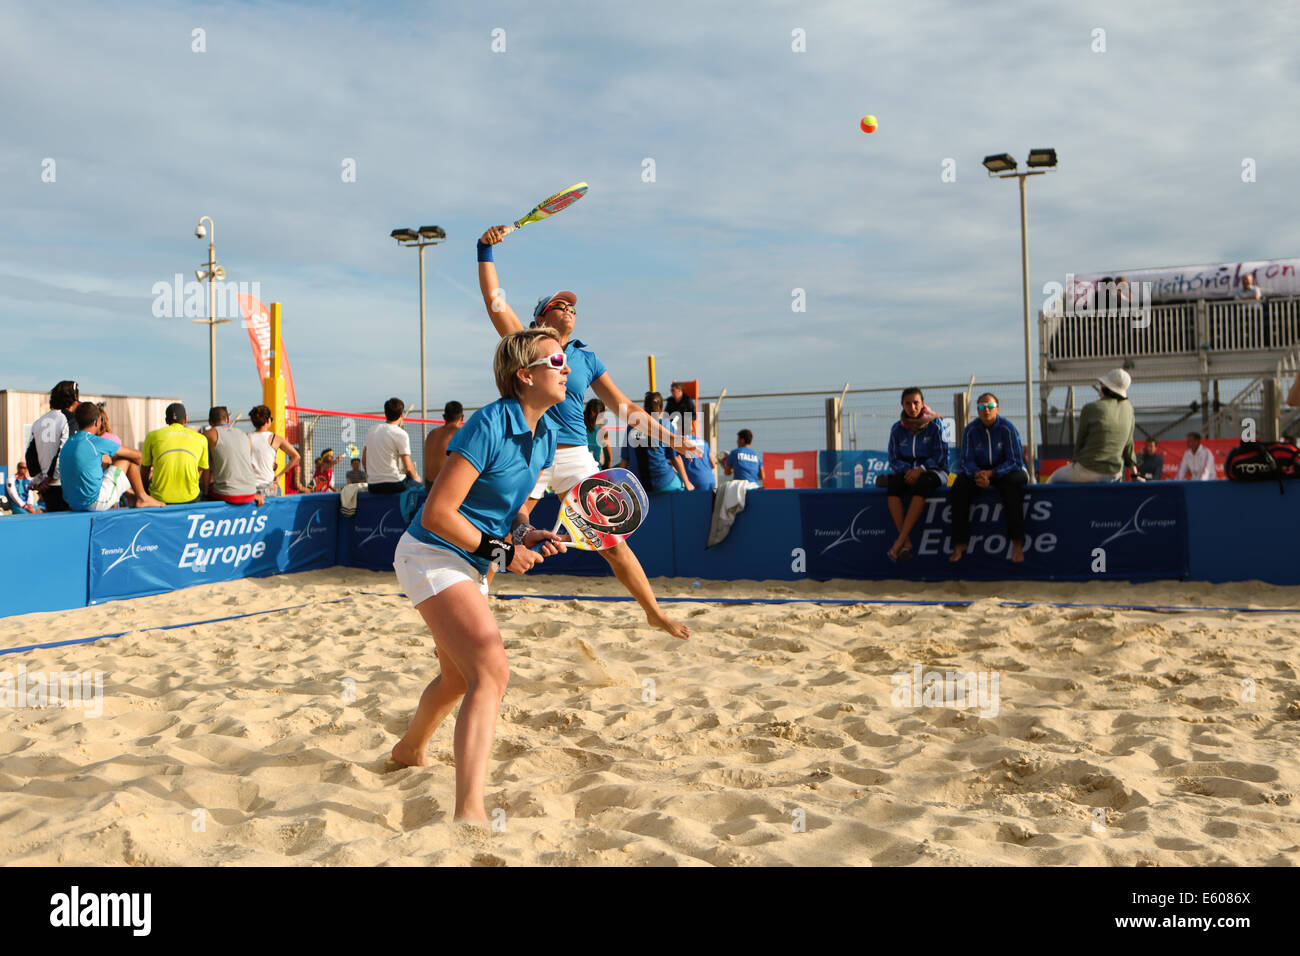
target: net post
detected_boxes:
[264,302,287,493]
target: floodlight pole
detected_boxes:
[194,215,231,410]
[989,168,1049,482]
[391,231,445,449]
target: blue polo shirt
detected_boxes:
[406,397,556,572]
[62,431,121,511]
[643,416,680,492]
[726,446,762,483]
[546,338,607,445]
[682,437,716,492]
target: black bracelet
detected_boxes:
[472,531,514,568]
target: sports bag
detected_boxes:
[1224,441,1299,493]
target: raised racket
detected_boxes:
[500,182,588,237]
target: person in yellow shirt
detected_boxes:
[141,403,210,504]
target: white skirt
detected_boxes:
[393,531,489,606]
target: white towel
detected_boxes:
[339,482,367,517]
[707,480,756,547]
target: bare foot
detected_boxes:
[137,494,166,508]
[887,538,906,562]
[390,740,430,767]
[1010,541,1025,563]
[949,543,967,563]
[648,610,690,640]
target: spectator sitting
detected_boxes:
[4,461,37,514]
[62,402,163,511]
[1175,431,1216,481]
[1236,273,1262,301]
[96,404,122,445]
[723,429,763,489]
[422,401,464,490]
[682,434,716,493]
[247,405,301,496]
[585,398,611,470]
[950,393,1028,564]
[142,403,209,504]
[885,387,949,562]
[638,392,693,493]
[345,457,366,485]
[205,406,265,506]
[313,449,343,492]
[1136,438,1163,481]
[364,397,422,494]
[27,379,81,512]
[1047,369,1136,483]
[665,381,696,435]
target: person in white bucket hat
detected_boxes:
[1048,368,1138,483]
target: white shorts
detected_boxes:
[89,466,132,511]
[393,531,489,606]
[1047,461,1121,484]
[529,445,600,499]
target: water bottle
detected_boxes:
[853,463,864,489]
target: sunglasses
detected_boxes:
[976,403,998,411]
[526,352,568,371]
[546,301,575,315]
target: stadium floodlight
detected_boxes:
[388,224,448,446]
[1027,148,1058,168]
[982,153,1018,174]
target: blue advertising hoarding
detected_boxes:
[88,496,338,604]
[799,484,1188,581]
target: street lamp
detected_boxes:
[194,216,231,409]
[390,224,447,448]
[983,149,1059,481]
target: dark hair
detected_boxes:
[643,391,664,413]
[737,429,753,445]
[1187,431,1202,441]
[165,402,187,425]
[75,402,102,430]
[384,397,404,422]
[901,386,924,404]
[50,380,79,410]
[1099,387,1125,400]
[248,405,272,428]
[208,406,229,426]
[976,392,998,406]
[584,398,605,430]
[443,401,464,423]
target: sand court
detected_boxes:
[1,568,1298,866]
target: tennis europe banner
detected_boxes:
[798,484,1188,581]
[88,497,337,604]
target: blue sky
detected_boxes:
[2,0,1297,432]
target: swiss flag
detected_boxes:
[761,450,819,489]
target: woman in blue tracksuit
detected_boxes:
[886,386,948,561]
[950,392,1028,563]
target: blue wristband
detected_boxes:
[476,240,494,263]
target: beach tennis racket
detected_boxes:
[550,468,649,551]
[500,182,588,237]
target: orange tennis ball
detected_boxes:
[860,115,878,134]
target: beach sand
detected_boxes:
[1,569,1298,866]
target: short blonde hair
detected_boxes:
[494,328,562,400]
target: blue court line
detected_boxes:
[0,599,351,658]
[490,593,1297,614]
[4,591,1291,659]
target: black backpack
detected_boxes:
[1224,441,1300,493]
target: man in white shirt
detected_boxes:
[28,379,82,512]
[363,397,422,494]
[1175,432,1216,481]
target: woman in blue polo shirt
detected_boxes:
[885,386,949,562]
[390,328,569,823]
